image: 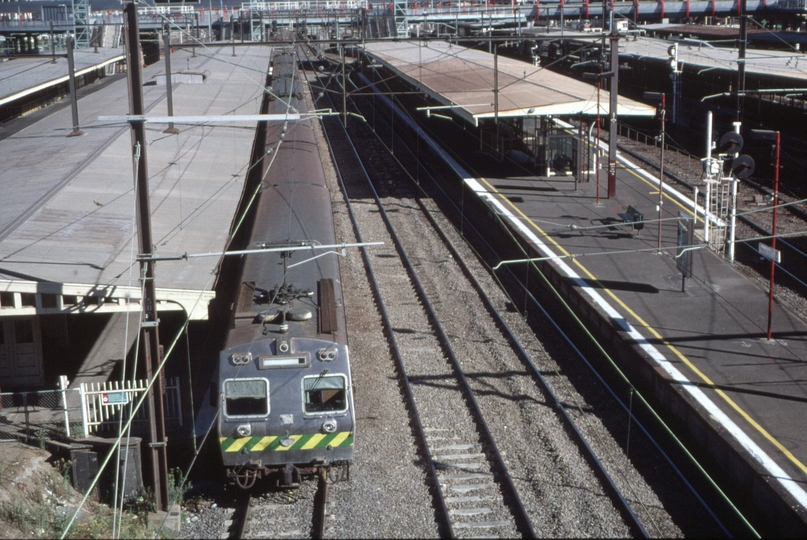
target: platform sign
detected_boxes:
[676,211,695,279]
[101,391,129,405]
[758,243,782,263]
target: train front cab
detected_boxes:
[217,338,354,488]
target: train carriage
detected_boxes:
[213,50,354,488]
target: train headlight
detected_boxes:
[317,348,337,362]
[236,424,252,437]
[321,419,337,433]
[278,340,290,353]
[231,352,252,366]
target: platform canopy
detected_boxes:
[363,40,656,126]
[0,45,275,320]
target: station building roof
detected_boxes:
[0,44,273,320]
[363,40,657,126]
[621,31,807,82]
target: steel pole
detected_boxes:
[124,3,170,512]
[50,21,56,63]
[596,77,601,205]
[494,44,499,157]
[66,36,83,137]
[342,45,347,128]
[163,31,179,134]
[657,93,665,252]
[576,119,583,191]
[607,32,618,198]
[727,122,742,262]
[705,112,712,240]
[767,131,780,341]
[737,0,747,121]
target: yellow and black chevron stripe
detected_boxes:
[220,432,353,453]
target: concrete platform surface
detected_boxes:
[471,132,807,532]
[0,47,125,105]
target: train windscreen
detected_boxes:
[303,374,347,413]
[224,379,269,417]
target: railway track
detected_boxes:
[225,472,329,539]
[304,49,704,536]
[325,88,531,538]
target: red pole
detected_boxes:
[767,131,780,340]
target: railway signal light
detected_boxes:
[719,131,743,159]
[667,44,679,72]
[730,154,755,179]
[716,131,754,179]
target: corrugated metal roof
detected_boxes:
[364,40,656,125]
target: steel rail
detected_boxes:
[233,494,252,540]
[312,470,328,539]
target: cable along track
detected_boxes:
[310,56,650,538]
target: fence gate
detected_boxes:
[79,378,182,436]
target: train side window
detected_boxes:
[302,374,347,414]
[223,378,269,417]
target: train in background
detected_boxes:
[207,50,354,489]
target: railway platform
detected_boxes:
[471,139,807,535]
[0,47,124,108]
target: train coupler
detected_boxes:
[279,463,302,488]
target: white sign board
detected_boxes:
[759,243,781,263]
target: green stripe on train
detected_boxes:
[220,432,353,452]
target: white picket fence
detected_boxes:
[0,376,182,440]
[79,377,182,437]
